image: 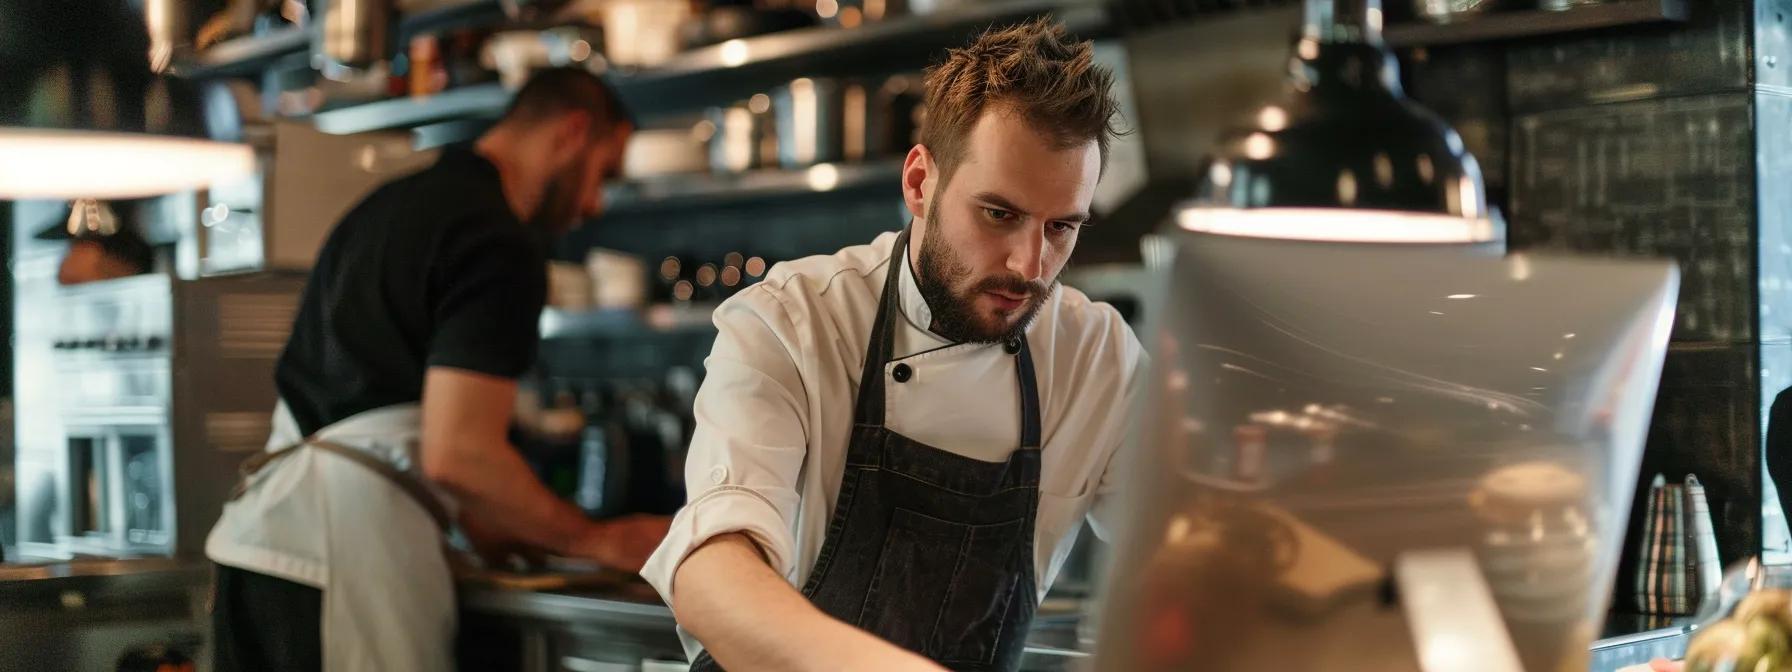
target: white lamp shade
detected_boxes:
[1175,206,1500,245]
[0,128,255,199]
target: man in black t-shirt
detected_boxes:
[205,68,662,672]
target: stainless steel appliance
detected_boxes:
[13,113,426,560]
[16,272,304,559]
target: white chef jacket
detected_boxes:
[641,230,1145,656]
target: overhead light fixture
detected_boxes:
[0,1,254,199]
[1173,0,1497,245]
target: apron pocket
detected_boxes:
[930,517,1028,666]
[858,508,967,653]
[857,508,1028,666]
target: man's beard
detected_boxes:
[530,163,583,234]
[914,202,1058,344]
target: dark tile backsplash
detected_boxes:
[1400,0,1788,608]
[1509,93,1755,344]
[1504,0,1750,113]
[1403,45,1510,193]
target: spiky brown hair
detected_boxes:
[919,17,1121,188]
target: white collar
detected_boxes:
[896,237,948,344]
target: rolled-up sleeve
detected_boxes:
[641,286,810,608]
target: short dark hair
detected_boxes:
[920,17,1120,188]
[500,67,635,135]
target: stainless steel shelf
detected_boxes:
[614,0,1112,115]
[180,1,511,79]
[604,159,904,214]
[180,26,311,78]
[306,0,1109,134]
[313,83,511,135]
[1384,0,1687,47]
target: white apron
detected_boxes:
[206,401,459,672]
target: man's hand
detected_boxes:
[422,368,623,557]
[1648,659,1683,672]
[565,514,672,573]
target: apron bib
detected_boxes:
[692,228,1045,672]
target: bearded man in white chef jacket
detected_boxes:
[640,18,1146,672]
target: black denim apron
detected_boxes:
[691,229,1044,672]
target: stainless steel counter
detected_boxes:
[0,557,210,672]
[458,582,1095,672]
[459,581,1694,672]
[459,580,688,672]
[1589,626,1690,672]
[461,583,675,630]
[0,556,1692,672]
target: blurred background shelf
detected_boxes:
[312,82,512,135]
[1384,0,1687,46]
[179,26,311,78]
[179,1,510,79]
[307,0,1111,134]
[603,160,904,215]
[540,306,718,341]
[613,0,1113,116]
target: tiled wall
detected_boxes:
[1406,0,1777,572]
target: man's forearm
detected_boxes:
[673,533,943,672]
[423,438,594,555]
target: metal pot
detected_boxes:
[773,77,846,168]
[318,0,391,68]
[707,95,777,174]
[772,74,925,168]
[622,127,709,178]
[597,0,694,68]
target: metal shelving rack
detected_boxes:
[304,0,1112,133]
[1384,0,1687,47]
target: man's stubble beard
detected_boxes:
[530,166,582,235]
[913,198,1058,344]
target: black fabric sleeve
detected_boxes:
[426,222,547,378]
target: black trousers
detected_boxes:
[212,563,323,672]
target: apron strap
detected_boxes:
[1016,337,1042,450]
[228,439,452,534]
[852,228,911,428]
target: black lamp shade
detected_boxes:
[1181,0,1493,241]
